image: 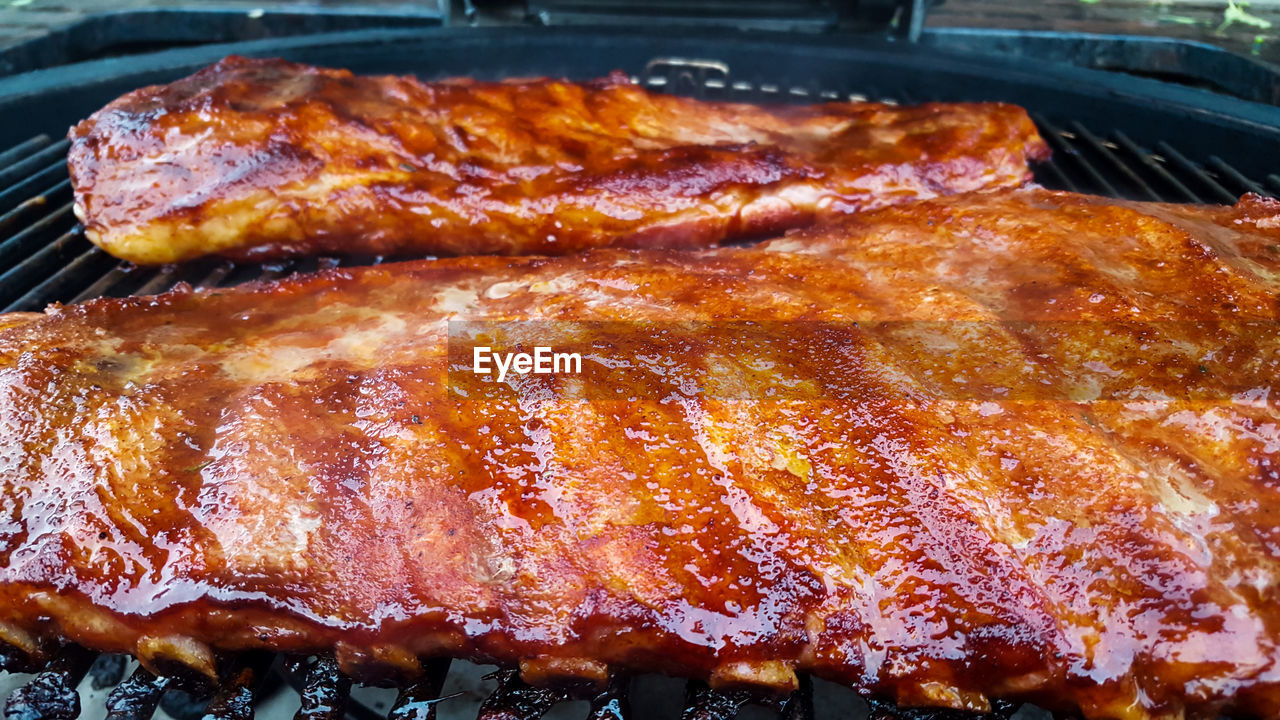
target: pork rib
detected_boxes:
[67,56,1048,264]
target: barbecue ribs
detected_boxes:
[2,189,1279,719]
[67,56,1048,265]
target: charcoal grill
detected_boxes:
[1,14,1279,720]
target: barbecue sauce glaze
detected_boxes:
[2,189,1279,719]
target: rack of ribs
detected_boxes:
[1,189,1278,719]
[67,56,1048,265]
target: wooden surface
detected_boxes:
[0,1,1277,68]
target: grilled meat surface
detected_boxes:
[3,188,1280,719]
[66,56,1048,265]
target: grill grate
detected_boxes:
[0,61,1277,720]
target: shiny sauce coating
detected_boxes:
[1,189,1279,719]
[67,56,1048,264]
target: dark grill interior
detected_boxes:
[0,49,1278,720]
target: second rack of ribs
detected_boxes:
[1,189,1279,720]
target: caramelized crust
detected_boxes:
[67,56,1048,265]
[3,189,1280,719]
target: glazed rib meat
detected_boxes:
[3,188,1280,719]
[67,56,1048,265]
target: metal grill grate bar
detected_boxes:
[6,243,116,312]
[0,202,75,270]
[1033,115,1119,198]
[586,676,630,720]
[0,164,71,219]
[257,261,299,284]
[0,136,53,172]
[477,669,566,720]
[130,259,303,297]
[194,261,236,289]
[1111,133,1201,204]
[1208,157,1266,197]
[678,682,749,720]
[202,654,275,720]
[216,262,277,289]
[1032,154,1078,193]
[291,656,351,720]
[69,256,139,303]
[1155,142,1238,204]
[0,141,70,192]
[0,228,92,311]
[129,269,176,297]
[0,180,71,239]
[104,666,169,720]
[780,675,813,720]
[1069,122,1162,202]
[387,658,451,720]
[88,655,130,694]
